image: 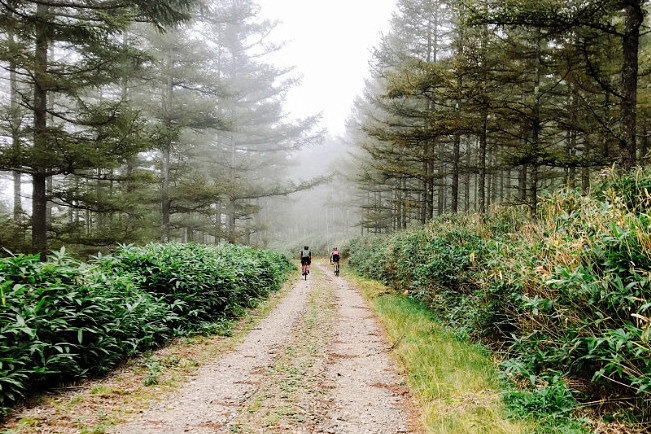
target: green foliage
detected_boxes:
[0,243,293,415]
[503,379,587,433]
[502,368,578,416]
[594,169,651,213]
[142,360,162,386]
[347,234,393,282]
[346,167,651,423]
[347,217,513,340]
[100,243,292,331]
[0,215,28,253]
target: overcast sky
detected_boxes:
[256,0,396,136]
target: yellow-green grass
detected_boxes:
[351,275,533,434]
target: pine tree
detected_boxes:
[0,0,199,255]
[469,0,647,170]
[193,0,322,244]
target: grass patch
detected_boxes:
[350,273,541,434]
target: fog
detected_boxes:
[0,0,376,256]
[257,134,360,256]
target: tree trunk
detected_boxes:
[619,2,643,170]
[529,165,539,223]
[161,144,171,243]
[227,196,237,242]
[96,170,104,233]
[478,115,487,215]
[13,172,21,222]
[465,139,471,212]
[32,4,49,257]
[529,33,542,223]
[9,5,23,230]
[160,46,174,243]
[437,141,446,215]
[451,133,460,213]
[421,155,428,224]
[10,82,23,233]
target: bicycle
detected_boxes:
[300,246,311,281]
[302,265,309,280]
[301,262,310,280]
[330,248,340,277]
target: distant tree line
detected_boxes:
[0,0,321,256]
[347,0,650,233]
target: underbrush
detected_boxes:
[0,243,293,416]
[352,274,586,433]
[346,167,651,429]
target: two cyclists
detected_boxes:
[299,246,341,278]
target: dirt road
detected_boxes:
[111,262,419,433]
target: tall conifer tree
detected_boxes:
[0,0,198,255]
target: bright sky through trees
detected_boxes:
[256,0,396,135]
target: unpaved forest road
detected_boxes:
[111,262,421,433]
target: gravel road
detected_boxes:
[18,262,421,433]
[316,265,417,433]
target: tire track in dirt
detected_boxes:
[110,262,421,433]
[315,263,420,433]
[229,263,337,432]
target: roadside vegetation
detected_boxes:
[351,275,587,433]
[0,243,293,417]
[351,276,528,433]
[346,167,651,432]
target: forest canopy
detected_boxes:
[0,0,323,255]
[0,0,650,254]
[348,0,650,233]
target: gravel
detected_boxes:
[107,262,420,433]
[316,271,418,433]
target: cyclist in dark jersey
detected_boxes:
[300,246,311,276]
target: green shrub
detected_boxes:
[503,377,588,433]
[504,378,578,418]
[0,249,145,412]
[0,243,293,415]
[346,167,651,422]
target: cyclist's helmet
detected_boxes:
[304,246,309,250]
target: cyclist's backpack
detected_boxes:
[332,250,340,262]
